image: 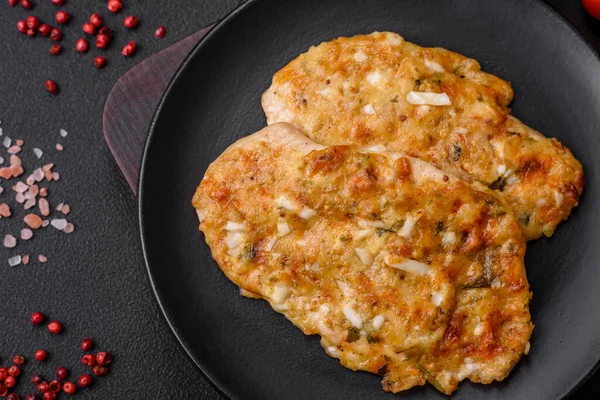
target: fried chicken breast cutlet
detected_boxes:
[262,32,584,240]
[192,123,533,395]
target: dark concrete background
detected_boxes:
[0,0,598,398]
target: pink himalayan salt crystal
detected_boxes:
[51,218,67,230]
[39,198,50,216]
[61,204,70,215]
[42,163,54,172]
[13,181,28,193]
[38,254,48,263]
[29,185,38,196]
[7,145,21,154]
[10,155,21,166]
[39,187,48,197]
[26,175,35,185]
[32,168,44,181]
[24,198,36,210]
[42,220,49,227]
[55,143,63,151]
[16,139,24,146]
[52,172,60,181]
[21,228,33,240]
[4,234,16,248]
[63,223,74,234]
[56,202,64,211]
[22,255,30,265]
[15,192,25,203]
[0,203,10,217]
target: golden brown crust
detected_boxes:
[262,32,584,240]
[192,123,533,395]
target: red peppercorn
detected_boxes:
[96,351,112,366]
[56,367,68,380]
[107,0,122,13]
[51,0,63,5]
[78,374,92,388]
[38,23,51,36]
[89,13,102,28]
[47,320,62,334]
[93,56,106,69]
[31,375,42,384]
[4,376,16,388]
[17,20,27,33]
[0,385,7,397]
[82,22,95,35]
[55,10,69,24]
[13,355,25,365]
[155,25,166,39]
[124,15,138,29]
[81,353,96,367]
[43,393,56,400]
[26,15,40,29]
[92,365,107,377]
[37,381,49,393]
[8,366,21,377]
[48,380,61,394]
[76,38,89,53]
[49,28,62,41]
[122,41,136,57]
[62,382,76,395]
[49,44,62,55]
[26,28,36,37]
[7,393,20,400]
[96,33,110,49]
[8,0,17,6]
[35,349,48,361]
[81,338,94,351]
[26,395,37,400]
[0,368,7,380]
[20,0,32,9]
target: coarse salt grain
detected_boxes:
[60,128,68,137]
[61,204,70,215]
[14,181,28,193]
[24,198,36,210]
[39,198,50,216]
[33,168,44,181]
[52,172,60,181]
[42,220,49,227]
[7,145,21,154]
[63,223,74,234]
[51,218,68,230]
[22,255,29,265]
[56,202,64,211]
[42,163,54,172]
[15,192,25,203]
[26,175,35,185]
[38,254,48,263]
[0,156,3,164]
[0,203,10,217]
[56,143,63,151]
[21,229,33,240]
[33,148,43,159]
[3,137,11,148]
[24,214,42,229]
[8,255,21,267]
[10,155,21,166]
[4,234,17,248]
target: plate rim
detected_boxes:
[137,0,600,398]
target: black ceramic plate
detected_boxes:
[139,0,600,398]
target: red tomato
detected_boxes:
[583,0,600,20]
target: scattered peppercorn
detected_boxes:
[93,56,106,69]
[26,15,40,29]
[43,393,56,400]
[82,22,95,35]
[0,368,7,380]
[38,23,51,36]
[31,312,45,324]
[48,380,61,393]
[51,0,63,5]
[81,338,94,351]
[49,44,62,55]
[4,376,16,388]
[155,25,166,39]
[107,0,122,13]
[122,41,136,57]
[96,33,110,49]
[81,353,96,367]
[56,367,68,380]
[8,0,17,6]
[49,28,62,41]
[78,374,92,388]
[37,381,49,393]
[7,393,20,400]
[35,349,48,361]
[47,320,62,334]
[89,13,102,28]
[75,38,89,53]
[26,28,36,37]
[20,0,32,9]
[62,382,76,395]
[95,351,112,366]
[26,395,37,400]
[92,365,107,377]
[12,355,25,365]
[0,385,7,397]
[45,80,57,94]
[17,20,27,34]
[8,366,21,377]
[31,375,42,384]
[55,11,69,25]
[123,15,138,29]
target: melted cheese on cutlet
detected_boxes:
[262,31,584,240]
[192,123,533,395]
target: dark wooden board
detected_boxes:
[103,25,213,194]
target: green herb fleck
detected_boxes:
[346,327,361,342]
